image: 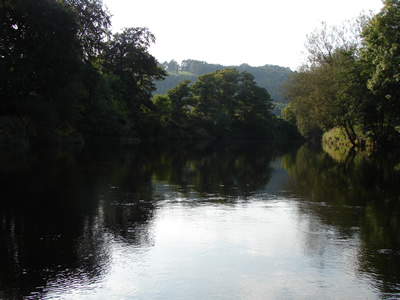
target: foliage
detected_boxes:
[162,59,180,73]
[322,127,354,149]
[0,116,29,148]
[280,105,296,125]
[283,6,400,148]
[0,0,169,145]
[156,60,293,114]
[362,0,400,96]
[77,66,131,142]
[361,0,400,145]
[153,94,172,123]
[0,0,85,143]
[0,0,297,147]
[153,68,278,139]
[63,0,111,61]
[101,27,167,134]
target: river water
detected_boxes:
[0,141,399,299]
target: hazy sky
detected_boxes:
[102,0,384,70]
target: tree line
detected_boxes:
[282,0,400,148]
[0,0,299,147]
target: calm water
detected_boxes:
[0,141,399,299]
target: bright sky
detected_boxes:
[102,0,384,71]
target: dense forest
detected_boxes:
[0,0,298,147]
[282,0,400,149]
[155,60,292,115]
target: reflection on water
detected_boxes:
[0,142,399,299]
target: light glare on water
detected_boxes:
[44,196,378,299]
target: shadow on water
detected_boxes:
[0,141,399,298]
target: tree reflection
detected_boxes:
[0,146,157,299]
[280,144,400,295]
[0,141,281,298]
[2,142,399,297]
[150,141,277,200]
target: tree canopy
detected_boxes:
[153,68,277,139]
[282,1,400,148]
[0,0,168,145]
[63,0,111,61]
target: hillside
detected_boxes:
[155,59,293,114]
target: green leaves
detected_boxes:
[0,0,168,144]
[63,0,111,61]
[157,68,275,138]
[284,6,400,146]
[0,0,86,142]
[362,0,400,96]
[102,27,166,96]
[360,0,400,144]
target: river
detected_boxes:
[0,141,399,299]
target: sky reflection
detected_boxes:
[44,192,378,299]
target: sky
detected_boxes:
[102,0,384,71]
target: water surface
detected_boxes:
[0,142,399,299]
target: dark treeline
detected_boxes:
[1,0,165,147]
[0,0,299,147]
[156,60,292,114]
[282,0,400,149]
[10,0,399,149]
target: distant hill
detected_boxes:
[155,59,293,114]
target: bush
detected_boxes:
[322,127,352,147]
[0,116,29,149]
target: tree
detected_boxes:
[282,17,374,143]
[191,71,223,121]
[153,94,172,123]
[77,66,131,142]
[362,0,400,144]
[63,0,111,61]
[237,71,274,119]
[166,59,179,74]
[0,0,85,142]
[282,67,324,140]
[180,59,223,75]
[305,17,369,66]
[166,79,193,125]
[190,68,274,138]
[191,68,242,127]
[102,27,166,99]
[102,27,167,130]
[362,0,400,96]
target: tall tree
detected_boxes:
[191,71,223,121]
[190,68,274,137]
[0,0,84,141]
[236,71,274,135]
[362,0,400,144]
[101,27,167,131]
[63,0,111,61]
[282,17,373,143]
